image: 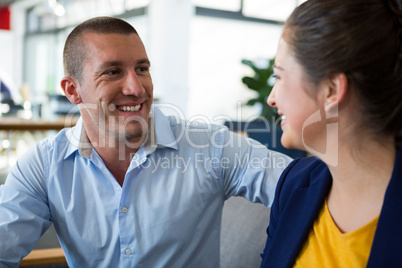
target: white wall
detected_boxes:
[147,0,194,117]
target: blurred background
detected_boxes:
[0,0,307,120]
[0,1,307,261]
[0,0,307,176]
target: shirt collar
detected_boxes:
[152,106,179,151]
[64,106,178,160]
[64,117,91,159]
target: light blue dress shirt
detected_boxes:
[0,107,291,267]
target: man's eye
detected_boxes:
[105,69,119,75]
[137,66,149,73]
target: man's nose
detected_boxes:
[122,70,145,96]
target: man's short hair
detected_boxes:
[63,16,138,83]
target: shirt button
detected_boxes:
[125,248,132,255]
[121,207,128,213]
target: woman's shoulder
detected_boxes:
[276,156,330,195]
[287,156,327,175]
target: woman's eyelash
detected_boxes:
[268,74,279,86]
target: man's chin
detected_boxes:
[125,133,145,142]
[123,126,148,142]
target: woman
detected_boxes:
[260,0,402,267]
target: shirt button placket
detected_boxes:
[120,205,133,260]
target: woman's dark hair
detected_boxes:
[63,16,138,83]
[285,0,402,146]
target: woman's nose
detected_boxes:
[267,86,277,108]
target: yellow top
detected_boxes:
[294,201,379,267]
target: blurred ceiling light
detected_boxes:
[48,0,65,16]
[34,0,65,16]
[2,139,10,149]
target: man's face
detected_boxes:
[77,32,153,145]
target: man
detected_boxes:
[0,17,291,267]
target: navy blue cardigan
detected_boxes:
[261,149,402,268]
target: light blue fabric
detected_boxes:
[0,107,291,268]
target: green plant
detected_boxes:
[241,58,278,120]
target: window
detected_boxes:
[192,0,241,12]
[243,0,307,21]
[187,0,307,121]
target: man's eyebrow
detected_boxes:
[97,61,123,71]
[138,59,151,66]
[97,59,151,71]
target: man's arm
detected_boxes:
[219,129,292,207]
[0,143,52,265]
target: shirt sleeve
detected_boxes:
[219,129,293,207]
[0,142,52,265]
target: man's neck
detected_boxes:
[79,111,155,186]
[93,134,144,186]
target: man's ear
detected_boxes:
[61,77,82,104]
[323,73,348,109]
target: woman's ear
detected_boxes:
[61,77,82,104]
[323,73,348,110]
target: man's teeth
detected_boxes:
[118,104,141,112]
[280,115,287,120]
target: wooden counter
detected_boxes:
[20,248,66,266]
[0,117,78,131]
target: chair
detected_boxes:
[220,196,270,268]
